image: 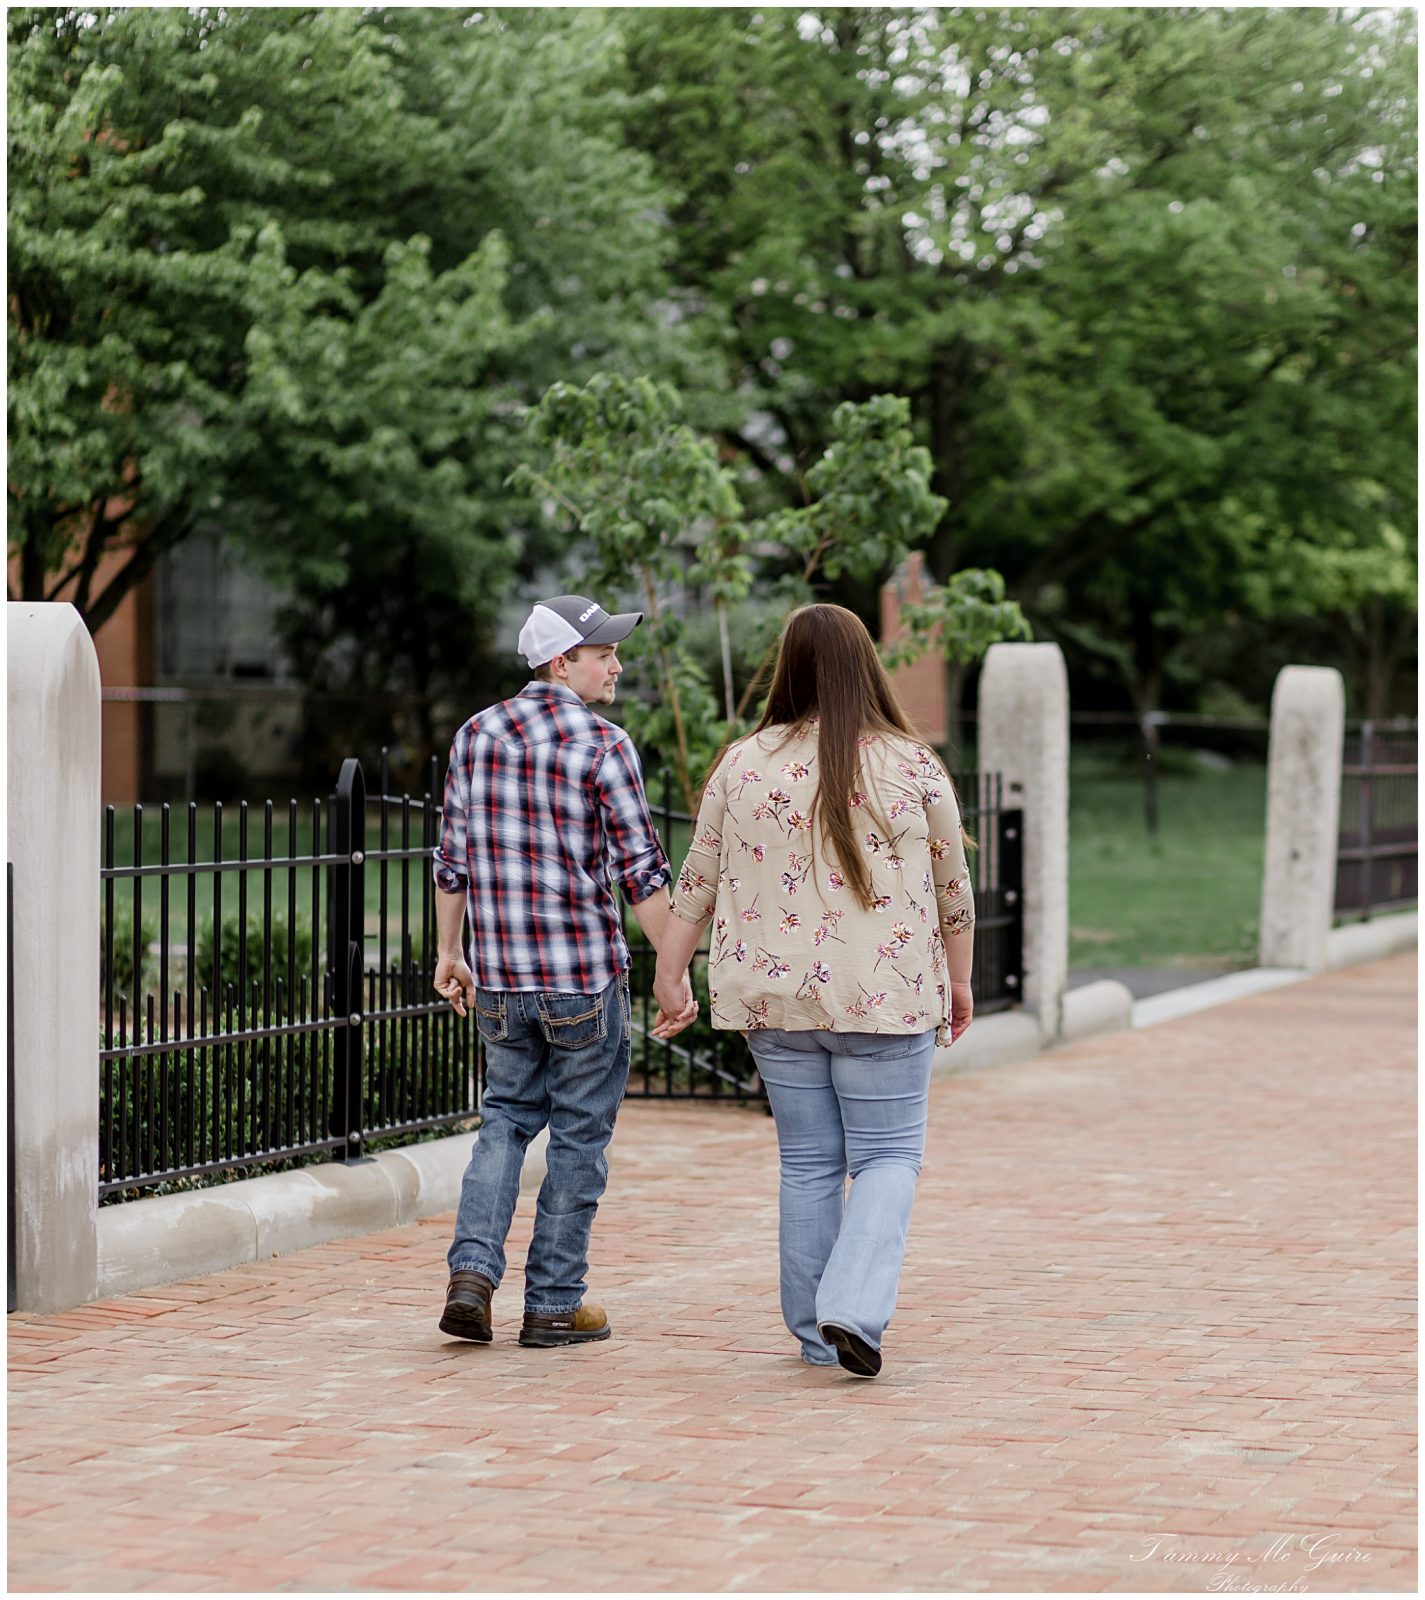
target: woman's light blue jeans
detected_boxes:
[745,1027,936,1367]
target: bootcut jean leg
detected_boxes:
[447,989,551,1289]
[524,977,631,1316]
[815,1031,935,1350]
[447,977,628,1310]
[748,1027,935,1362]
[752,1034,844,1365]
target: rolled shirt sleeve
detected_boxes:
[670,754,728,926]
[595,735,672,904]
[432,735,470,894]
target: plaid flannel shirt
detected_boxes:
[432,681,671,992]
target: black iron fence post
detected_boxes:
[330,759,367,1162]
[999,805,1024,1004]
[1357,720,1375,911]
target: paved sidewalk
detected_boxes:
[9,954,1416,1593]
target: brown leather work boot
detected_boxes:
[439,1270,494,1342]
[518,1303,611,1348]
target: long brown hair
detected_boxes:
[736,604,953,910]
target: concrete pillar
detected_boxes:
[7,603,101,1310]
[977,642,1070,1043]
[1259,666,1345,971]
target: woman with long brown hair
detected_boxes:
[654,604,975,1377]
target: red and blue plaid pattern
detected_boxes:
[433,681,671,992]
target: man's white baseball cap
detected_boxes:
[517,594,645,669]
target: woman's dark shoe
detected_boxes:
[519,1303,611,1348]
[440,1270,494,1342]
[819,1322,882,1378]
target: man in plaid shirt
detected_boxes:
[432,594,696,1349]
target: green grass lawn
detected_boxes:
[1069,755,1266,971]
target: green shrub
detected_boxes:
[102,906,157,1014]
[194,911,316,997]
[100,1017,335,1190]
[99,1006,477,1195]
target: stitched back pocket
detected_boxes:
[473,988,509,1044]
[535,990,607,1051]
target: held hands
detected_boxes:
[434,953,476,1018]
[652,967,698,1040]
[434,950,697,1040]
[949,980,974,1044]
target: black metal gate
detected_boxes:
[1335,721,1418,918]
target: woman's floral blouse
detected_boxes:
[669,722,975,1045]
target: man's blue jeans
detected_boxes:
[745,1027,937,1366]
[448,975,630,1315]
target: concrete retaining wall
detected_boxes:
[96,1127,548,1299]
[1326,910,1418,971]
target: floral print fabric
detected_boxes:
[669,724,975,1045]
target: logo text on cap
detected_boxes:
[578,605,598,623]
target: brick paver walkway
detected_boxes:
[9,954,1416,1593]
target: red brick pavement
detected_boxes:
[8,954,1416,1592]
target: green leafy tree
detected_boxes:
[883,568,1033,671]
[9,8,508,626]
[619,6,1417,717]
[1243,515,1418,721]
[515,374,747,812]
[517,377,1017,811]
[7,7,693,749]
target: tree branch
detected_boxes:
[718,427,791,490]
[81,510,193,635]
[72,499,114,614]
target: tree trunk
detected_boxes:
[944,659,967,766]
[923,346,967,586]
[716,600,735,725]
[20,537,46,602]
[1137,702,1162,838]
[82,512,192,637]
[1125,598,1165,838]
[1359,597,1415,722]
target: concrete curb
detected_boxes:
[1326,910,1417,971]
[1131,968,1308,1031]
[1063,978,1135,1042]
[933,1008,1041,1076]
[936,917,1417,1078]
[95,1125,548,1300]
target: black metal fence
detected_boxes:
[99,753,1025,1192]
[1335,721,1418,919]
[99,753,478,1199]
